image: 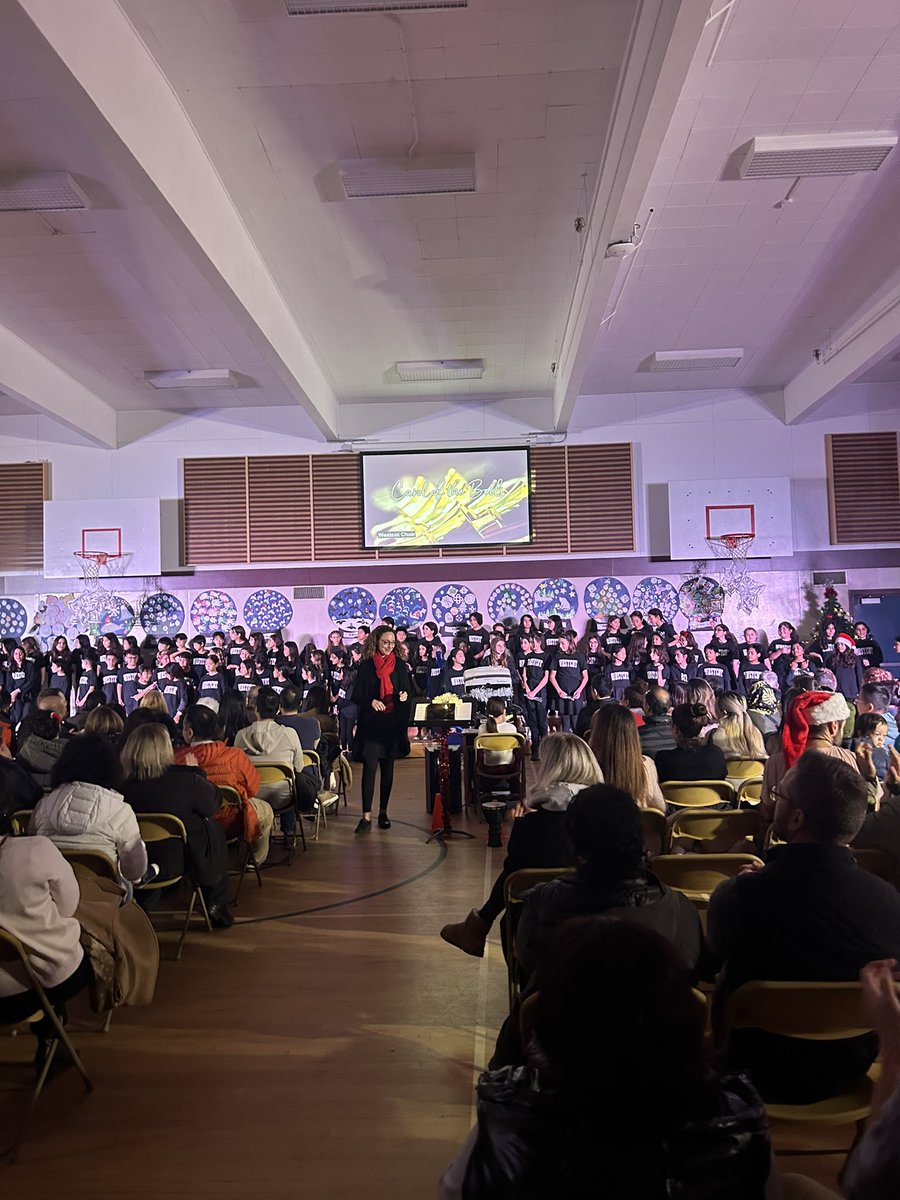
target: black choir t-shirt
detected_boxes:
[604,665,633,700]
[100,669,120,704]
[522,652,550,693]
[446,668,467,697]
[119,668,142,713]
[698,662,730,690]
[198,672,226,704]
[739,664,768,692]
[552,652,586,697]
[466,628,489,658]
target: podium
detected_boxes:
[412,703,477,841]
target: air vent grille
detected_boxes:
[396,359,484,382]
[294,586,326,599]
[146,369,238,390]
[337,155,475,198]
[739,135,896,178]
[286,0,465,13]
[648,349,743,372]
[0,172,90,212]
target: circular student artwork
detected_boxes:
[379,587,428,626]
[328,586,377,636]
[190,589,238,635]
[0,597,28,639]
[678,576,726,623]
[29,594,81,649]
[487,583,534,624]
[431,583,478,626]
[532,578,579,622]
[139,592,186,637]
[97,596,136,638]
[583,578,631,622]
[632,577,680,622]
[243,589,293,633]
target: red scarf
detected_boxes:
[373,651,396,712]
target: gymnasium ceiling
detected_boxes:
[0,0,898,448]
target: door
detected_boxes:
[851,591,900,672]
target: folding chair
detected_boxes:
[304,749,338,840]
[136,813,213,961]
[253,762,306,859]
[219,784,262,904]
[638,806,668,858]
[59,849,121,884]
[851,847,898,883]
[660,779,737,810]
[649,852,764,906]
[716,980,899,1166]
[725,756,767,780]
[320,734,349,811]
[11,810,32,835]
[0,928,93,1163]
[669,808,762,855]
[473,733,527,811]
[737,776,764,806]
[503,867,575,1010]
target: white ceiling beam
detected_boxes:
[17,0,339,439]
[552,0,710,430]
[784,283,900,423]
[0,323,118,448]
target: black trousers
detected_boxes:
[521,695,547,753]
[0,951,92,1031]
[360,740,395,814]
[555,696,584,733]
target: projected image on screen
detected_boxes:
[362,449,531,549]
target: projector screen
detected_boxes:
[361,448,531,549]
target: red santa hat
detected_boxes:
[782,690,851,767]
[834,632,856,649]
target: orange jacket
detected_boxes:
[174,741,261,841]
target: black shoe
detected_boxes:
[208,905,235,929]
[355,818,371,834]
[378,811,391,830]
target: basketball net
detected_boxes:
[705,533,764,614]
[71,551,123,631]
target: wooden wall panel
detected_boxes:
[183,458,248,565]
[567,443,635,553]
[248,456,312,562]
[0,461,47,572]
[827,433,900,544]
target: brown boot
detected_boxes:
[440,909,489,958]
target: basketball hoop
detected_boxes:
[704,533,764,614]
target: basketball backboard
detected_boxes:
[668,478,793,560]
[43,499,161,578]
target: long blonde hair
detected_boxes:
[120,722,173,781]
[713,692,766,758]
[535,732,602,790]
[138,691,167,714]
[588,705,648,804]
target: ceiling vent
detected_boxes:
[145,369,239,390]
[322,155,476,200]
[286,0,465,12]
[396,359,484,382]
[0,172,90,212]
[739,134,897,179]
[648,349,743,372]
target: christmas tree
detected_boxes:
[811,585,853,640]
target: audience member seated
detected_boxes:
[477,696,518,767]
[856,681,898,746]
[709,692,767,761]
[136,690,180,743]
[638,685,676,760]
[573,674,613,739]
[653,703,728,784]
[83,704,125,748]
[851,745,900,862]
[440,734,602,958]
[707,751,900,1103]
[622,683,647,726]
[174,703,274,865]
[217,688,252,746]
[28,734,148,884]
[0,737,44,810]
[15,687,75,745]
[515,786,703,986]
[0,782,93,1065]
[440,917,771,1200]
[587,704,665,812]
[16,708,66,790]
[234,685,318,828]
[121,723,233,928]
[301,684,338,738]
[761,691,876,817]
[746,679,779,741]
[0,688,13,753]
[275,685,320,751]
[685,678,720,735]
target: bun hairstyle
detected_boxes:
[671,702,709,743]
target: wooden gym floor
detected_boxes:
[2,759,844,1196]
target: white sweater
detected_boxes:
[0,835,84,997]
[29,780,148,883]
[234,720,305,776]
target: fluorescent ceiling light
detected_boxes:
[395,359,484,381]
[145,369,239,390]
[0,172,90,212]
[739,134,896,178]
[286,1,466,13]
[323,156,476,200]
[648,349,743,372]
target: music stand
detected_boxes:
[413,703,477,843]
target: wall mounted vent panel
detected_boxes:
[739,134,896,178]
[0,461,48,571]
[649,349,743,371]
[294,586,326,600]
[287,1,465,13]
[0,172,90,212]
[396,359,483,382]
[332,156,475,199]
